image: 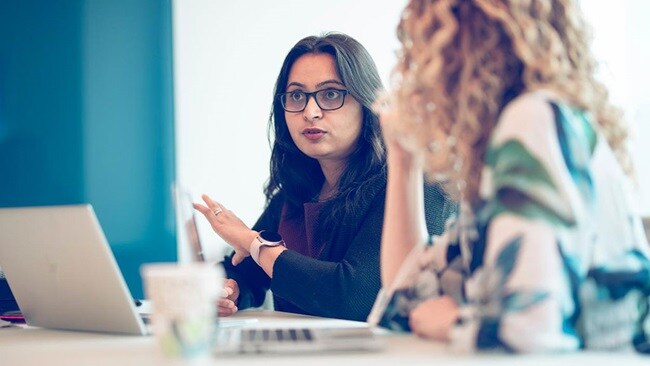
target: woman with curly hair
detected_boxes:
[376,0,650,353]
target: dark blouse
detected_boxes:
[278,201,326,259]
[222,174,455,321]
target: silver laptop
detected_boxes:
[0,205,148,335]
[172,184,384,354]
[213,320,382,354]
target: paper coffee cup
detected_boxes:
[142,262,223,359]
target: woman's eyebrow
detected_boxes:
[316,80,345,88]
[286,81,306,89]
[286,80,345,90]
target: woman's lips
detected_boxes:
[302,128,326,141]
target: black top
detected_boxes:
[222,174,455,321]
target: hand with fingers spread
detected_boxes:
[217,279,240,317]
[193,194,259,266]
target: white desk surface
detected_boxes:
[1,310,647,366]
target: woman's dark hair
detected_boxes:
[265,32,386,237]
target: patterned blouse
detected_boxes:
[380,91,650,353]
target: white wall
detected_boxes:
[172,1,650,261]
[172,0,408,261]
[581,0,650,215]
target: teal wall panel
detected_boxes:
[0,1,85,206]
[0,0,176,299]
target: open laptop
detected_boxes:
[0,205,147,335]
[172,185,384,354]
[173,184,206,263]
[0,201,383,352]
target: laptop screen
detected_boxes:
[0,269,19,314]
[173,184,205,262]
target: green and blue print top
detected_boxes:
[380,91,650,353]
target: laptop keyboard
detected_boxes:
[217,327,314,344]
[214,326,383,354]
[214,327,319,354]
[248,328,312,342]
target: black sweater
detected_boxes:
[222,175,454,321]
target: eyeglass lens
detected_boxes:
[281,89,347,112]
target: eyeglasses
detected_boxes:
[278,88,349,112]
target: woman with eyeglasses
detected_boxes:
[193,32,455,321]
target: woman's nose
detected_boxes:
[303,95,323,121]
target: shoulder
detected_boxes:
[360,171,388,212]
[501,91,555,121]
[480,91,584,225]
[369,168,388,192]
[491,91,557,145]
[349,171,388,223]
[354,167,388,203]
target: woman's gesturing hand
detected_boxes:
[193,194,258,266]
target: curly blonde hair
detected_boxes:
[391,0,630,204]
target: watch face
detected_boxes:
[259,230,283,243]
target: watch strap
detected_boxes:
[249,235,264,265]
[250,231,286,266]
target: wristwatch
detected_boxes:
[249,230,285,265]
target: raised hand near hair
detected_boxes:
[374,91,423,166]
[193,194,258,266]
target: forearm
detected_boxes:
[381,152,428,287]
[272,251,380,321]
[257,245,286,277]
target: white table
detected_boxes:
[1,310,647,365]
